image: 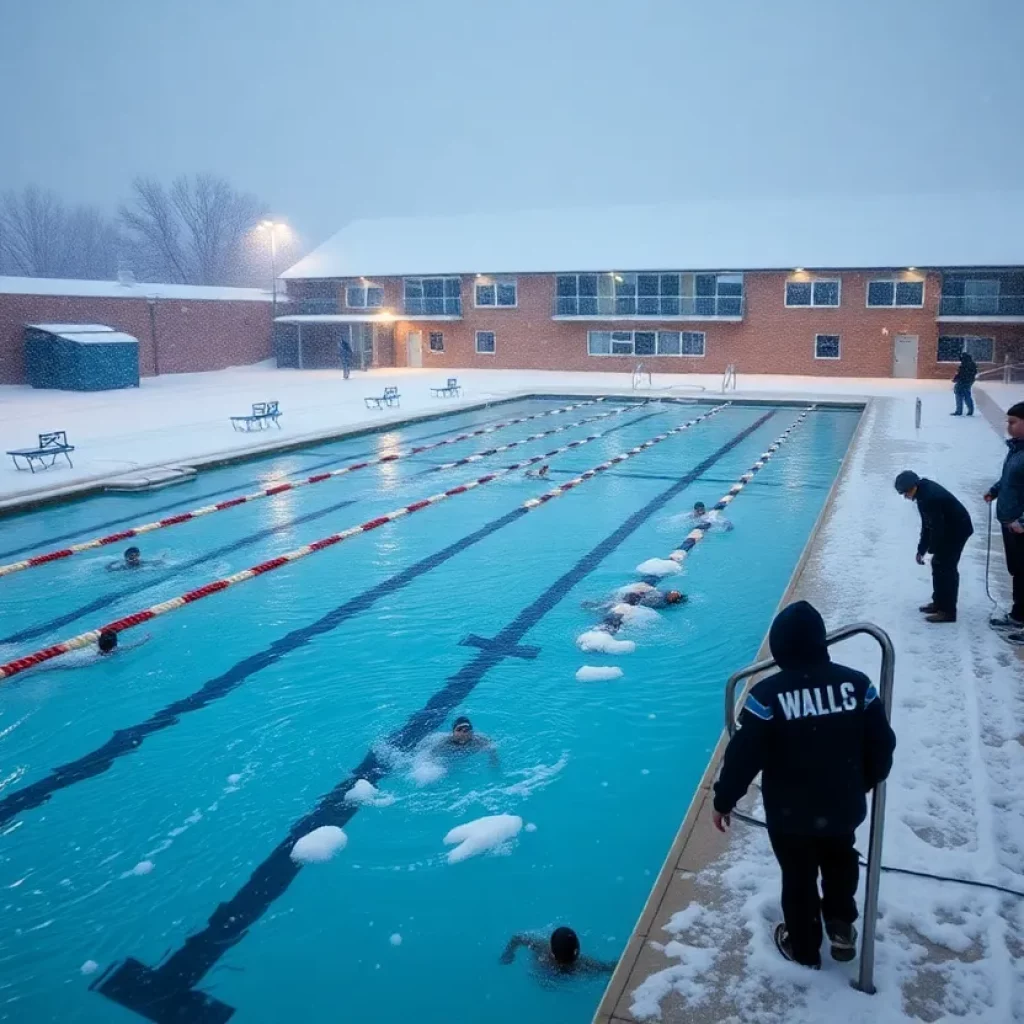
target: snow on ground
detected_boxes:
[290,825,347,864]
[443,813,523,863]
[0,363,966,508]
[620,381,1024,1024]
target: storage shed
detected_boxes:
[24,324,140,390]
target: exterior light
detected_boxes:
[794,267,805,273]
[907,267,917,272]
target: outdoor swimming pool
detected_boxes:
[0,396,860,1024]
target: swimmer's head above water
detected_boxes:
[665,590,683,604]
[451,716,474,744]
[97,629,118,654]
[693,502,706,516]
[124,546,141,567]
[550,927,580,966]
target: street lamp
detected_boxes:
[258,220,288,320]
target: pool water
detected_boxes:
[0,396,860,1024]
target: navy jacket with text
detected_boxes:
[713,601,896,837]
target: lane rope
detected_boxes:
[0,404,730,681]
[0,397,612,579]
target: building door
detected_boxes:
[892,334,919,378]
[406,331,423,368]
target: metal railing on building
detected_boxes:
[939,295,1024,317]
[553,296,745,318]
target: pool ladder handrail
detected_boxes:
[723,621,895,996]
[632,362,652,390]
[722,363,737,392]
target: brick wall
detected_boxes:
[0,293,274,384]
[286,272,1023,380]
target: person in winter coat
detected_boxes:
[712,601,896,969]
[339,337,354,379]
[894,471,974,622]
[952,351,978,416]
[986,401,1024,643]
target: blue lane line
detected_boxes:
[1,409,661,647]
[0,406,556,561]
[92,410,776,1024]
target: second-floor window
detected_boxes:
[345,285,384,309]
[786,279,841,307]
[556,273,743,316]
[404,277,462,316]
[474,278,517,307]
[867,280,924,307]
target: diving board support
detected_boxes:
[723,621,895,996]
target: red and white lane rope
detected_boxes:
[0,403,728,681]
[0,397,616,580]
[637,405,816,576]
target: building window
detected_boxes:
[937,335,995,363]
[429,331,444,353]
[587,330,705,357]
[404,277,462,316]
[474,278,517,307]
[867,280,924,307]
[556,273,743,317]
[814,334,841,360]
[345,285,384,309]
[475,331,496,355]
[786,279,841,307]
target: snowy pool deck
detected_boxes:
[596,381,1024,1024]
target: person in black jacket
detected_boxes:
[951,352,978,416]
[985,401,1024,642]
[894,470,974,622]
[713,601,896,969]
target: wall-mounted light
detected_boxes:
[907,267,917,272]
[794,267,805,273]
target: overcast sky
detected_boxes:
[2,0,1022,251]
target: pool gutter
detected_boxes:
[593,396,872,1024]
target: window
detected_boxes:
[475,330,496,355]
[403,277,462,316]
[815,334,841,359]
[474,278,517,307]
[295,279,338,314]
[429,331,444,353]
[556,273,743,316]
[867,279,924,308]
[786,279,841,307]
[587,330,705,357]
[345,285,384,309]
[937,335,995,363]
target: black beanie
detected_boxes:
[1008,402,1024,419]
[894,470,920,494]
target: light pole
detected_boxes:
[258,220,287,321]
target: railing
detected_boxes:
[553,296,745,318]
[977,355,1024,384]
[939,295,1024,317]
[724,622,895,995]
[722,363,737,392]
[403,299,463,317]
[631,362,652,389]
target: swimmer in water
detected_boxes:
[440,716,499,766]
[525,464,550,480]
[687,501,733,532]
[582,587,685,613]
[108,546,164,571]
[500,927,616,977]
[50,628,152,669]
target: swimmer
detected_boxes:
[582,587,685,613]
[440,716,499,767]
[500,927,616,977]
[108,546,164,571]
[525,464,550,480]
[50,628,151,669]
[687,501,733,532]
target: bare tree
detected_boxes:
[119,174,265,286]
[63,207,121,279]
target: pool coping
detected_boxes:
[0,390,865,518]
[592,396,873,1024]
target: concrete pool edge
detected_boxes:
[0,391,865,518]
[592,397,872,1024]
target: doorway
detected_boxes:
[892,334,919,378]
[406,330,423,368]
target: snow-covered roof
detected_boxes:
[282,192,1024,279]
[1,276,277,302]
[26,323,138,345]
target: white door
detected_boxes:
[893,334,919,378]
[406,331,423,368]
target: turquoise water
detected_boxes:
[0,397,859,1024]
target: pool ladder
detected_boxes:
[631,362,652,390]
[722,363,737,392]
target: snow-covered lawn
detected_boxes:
[604,381,1024,1024]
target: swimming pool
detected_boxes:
[0,396,860,1024]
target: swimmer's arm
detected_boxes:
[500,935,544,964]
[474,735,500,767]
[106,563,125,572]
[577,954,618,975]
[117,633,153,653]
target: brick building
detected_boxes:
[0,276,276,385]
[278,194,1024,379]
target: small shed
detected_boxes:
[24,324,140,391]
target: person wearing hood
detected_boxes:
[894,470,974,623]
[985,401,1024,643]
[951,351,978,416]
[712,601,896,969]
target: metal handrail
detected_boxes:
[939,295,1024,317]
[722,363,737,392]
[632,362,652,389]
[976,356,1024,384]
[723,622,895,995]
